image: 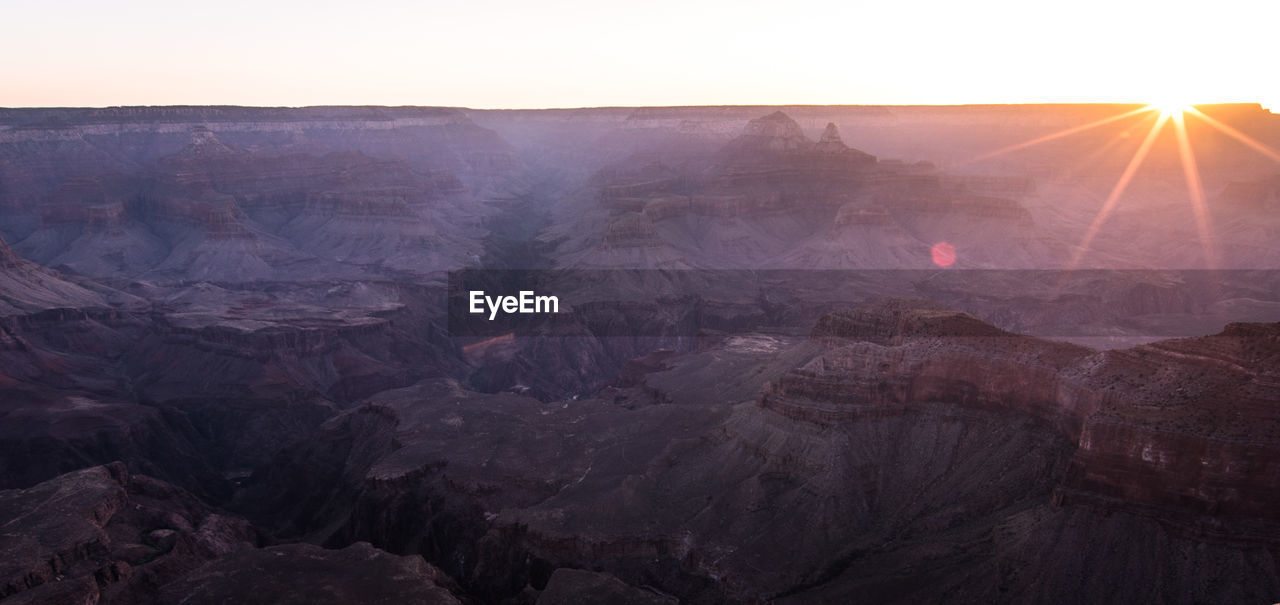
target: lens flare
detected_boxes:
[931,241,957,267]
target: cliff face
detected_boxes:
[1064,322,1280,518]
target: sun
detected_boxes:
[1149,100,1194,119]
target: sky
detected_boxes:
[2,0,1276,110]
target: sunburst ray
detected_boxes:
[1171,110,1219,270]
[963,106,1152,165]
[1067,112,1170,269]
[1185,107,1280,163]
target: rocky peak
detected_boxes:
[729,111,811,152]
[814,122,848,152]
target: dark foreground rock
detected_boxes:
[537,568,675,605]
[154,542,462,605]
[0,463,467,605]
[0,463,256,604]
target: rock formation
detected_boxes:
[814,121,845,151]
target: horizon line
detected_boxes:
[0,101,1274,113]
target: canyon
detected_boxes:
[0,103,1278,604]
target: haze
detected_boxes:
[4,0,1276,109]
